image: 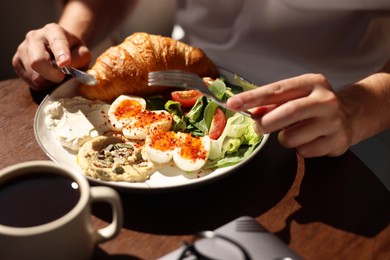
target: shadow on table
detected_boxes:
[93,247,141,260]
[277,152,390,242]
[93,133,298,235]
[29,83,58,104]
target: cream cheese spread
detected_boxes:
[45,96,111,152]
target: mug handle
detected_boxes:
[90,186,124,243]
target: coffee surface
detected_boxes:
[0,172,80,227]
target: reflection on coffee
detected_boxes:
[0,172,80,227]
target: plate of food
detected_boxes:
[34,32,268,192]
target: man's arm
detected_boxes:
[59,0,138,47]
[338,58,390,146]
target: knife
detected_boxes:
[52,60,97,86]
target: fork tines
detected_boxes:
[148,70,256,119]
[148,70,198,79]
[147,70,198,87]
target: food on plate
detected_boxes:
[173,132,210,172]
[78,32,218,101]
[145,130,176,164]
[44,76,263,182]
[77,136,160,182]
[107,95,173,140]
[208,107,227,140]
[145,130,210,171]
[42,33,264,183]
[171,90,203,107]
[104,95,210,172]
[122,110,172,140]
[107,95,147,131]
[44,96,111,152]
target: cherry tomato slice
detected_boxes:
[209,108,226,140]
[171,90,203,107]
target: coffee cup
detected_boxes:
[0,160,123,260]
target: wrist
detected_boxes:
[338,70,390,145]
[58,1,94,45]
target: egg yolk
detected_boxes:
[178,134,208,161]
[114,99,144,120]
[133,110,172,128]
[150,131,176,152]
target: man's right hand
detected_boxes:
[12,23,91,90]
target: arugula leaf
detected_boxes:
[185,96,205,124]
[165,100,183,116]
[203,101,218,130]
[172,115,187,132]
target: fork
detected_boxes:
[52,60,97,86]
[148,70,255,118]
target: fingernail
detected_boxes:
[57,53,69,66]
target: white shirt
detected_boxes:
[176,0,390,90]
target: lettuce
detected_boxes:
[205,113,262,169]
[208,79,227,100]
[234,74,258,91]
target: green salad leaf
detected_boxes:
[204,113,262,169]
[165,100,183,116]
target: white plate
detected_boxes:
[34,69,269,191]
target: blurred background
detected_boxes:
[0,0,175,80]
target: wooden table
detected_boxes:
[1,78,389,260]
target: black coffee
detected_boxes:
[0,172,81,227]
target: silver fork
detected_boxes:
[52,60,97,86]
[148,70,255,118]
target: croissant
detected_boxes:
[78,32,218,101]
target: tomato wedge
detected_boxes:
[171,90,202,107]
[209,108,226,140]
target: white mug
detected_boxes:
[0,160,123,260]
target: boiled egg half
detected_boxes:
[107,95,147,132]
[173,133,210,172]
[122,110,173,140]
[145,130,176,164]
[146,131,210,172]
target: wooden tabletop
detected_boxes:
[1,78,389,260]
